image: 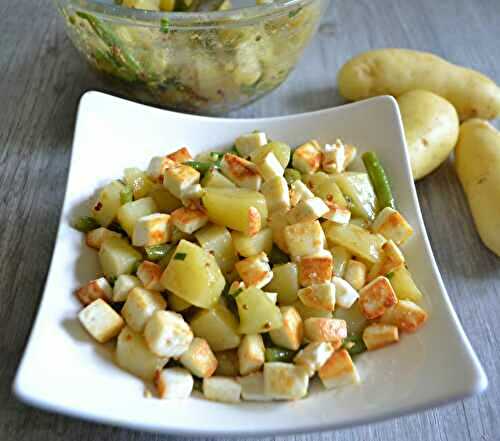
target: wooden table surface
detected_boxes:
[1,0,499,440]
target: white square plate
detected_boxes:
[13,91,487,437]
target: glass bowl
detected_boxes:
[54,0,328,115]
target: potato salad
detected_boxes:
[74,133,428,402]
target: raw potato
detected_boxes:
[397,90,459,180]
[337,49,500,121]
[455,119,500,256]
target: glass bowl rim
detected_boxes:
[58,0,322,29]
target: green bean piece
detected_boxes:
[145,244,173,261]
[184,160,213,174]
[284,168,302,185]
[120,186,134,205]
[265,347,296,363]
[72,216,100,233]
[361,151,396,210]
[76,11,142,78]
[342,334,367,356]
[269,245,290,265]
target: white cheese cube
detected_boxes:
[322,204,351,224]
[231,227,273,258]
[319,349,360,389]
[322,140,346,174]
[380,299,428,333]
[78,298,124,343]
[293,342,334,376]
[147,156,176,181]
[180,337,217,378]
[132,213,171,247]
[237,372,271,401]
[362,323,399,350]
[332,276,359,308]
[180,184,205,208]
[263,362,309,400]
[358,276,398,320]
[256,152,284,181]
[235,132,268,157]
[237,334,265,375]
[372,207,414,245]
[155,367,194,399]
[166,147,193,164]
[297,249,334,287]
[289,180,314,206]
[298,282,336,312]
[220,153,262,191]
[268,208,290,253]
[203,377,241,403]
[144,310,193,358]
[261,176,290,213]
[85,227,121,250]
[304,317,347,348]
[343,259,367,290]
[286,197,329,224]
[171,207,208,234]
[121,287,167,333]
[284,220,325,258]
[75,277,112,306]
[269,306,303,350]
[136,261,163,291]
[164,164,200,199]
[367,240,405,281]
[235,252,273,289]
[292,141,322,174]
[112,274,141,302]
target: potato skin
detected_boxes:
[455,119,500,256]
[337,49,500,121]
[397,90,459,180]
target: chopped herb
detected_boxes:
[386,271,395,279]
[160,17,170,33]
[174,252,187,261]
[120,186,134,204]
[342,334,367,356]
[72,216,100,233]
[231,287,243,297]
[265,347,296,363]
[288,7,302,18]
[145,244,173,261]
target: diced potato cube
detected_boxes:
[323,204,351,224]
[332,172,377,221]
[170,207,208,234]
[220,154,262,191]
[298,283,336,312]
[235,252,273,288]
[78,299,124,343]
[265,262,299,305]
[132,213,171,247]
[166,293,191,311]
[323,222,385,264]
[332,276,359,309]
[154,367,193,399]
[144,310,193,358]
[367,240,405,281]
[161,240,225,308]
[284,220,325,258]
[167,147,192,164]
[292,141,322,174]
[344,259,367,290]
[232,228,273,258]
[150,186,183,213]
[164,164,200,199]
[113,274,141,302]
[330,246,352,277]
[250,141,291,169]
[293,342,334,376]
[123,168,154,200]
[116,326,168,381]
[292,300,332,320]
[304,318,347,348]
[92,180,125,227]
[332,303,367,335]
[268,209,289,253]
[121,287,166,333]
[263,362,309,400]
[136,261,163,291]
[147,156,176,182]
[237,287,283,334]
[322,140,345,174]
[256,152,284,181]
[75,277,112,306]
[261,176,290,213]
[98,237,142,278]
[290,180,315,206]
[269,306,303,350]
[235,131,268,157]
[180,337,218,378]
[358,276,398,320]
[380,299,428,332]
[286,197,329,224]
[203,377,241,403]
[238,372,271,401]
[215,350,239,376]
[117,197,157,238]
[318,349,360,389]
[388,267,423,303]
[371,207,414,245]
[85,227,121,250]
[362,323,399,350]
[201,168,236,188]
[238,334,265,375]
[190,304,241,351]
[202,187,267,235]
[297,250,333,287]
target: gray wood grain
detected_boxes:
[1,0,499,440]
